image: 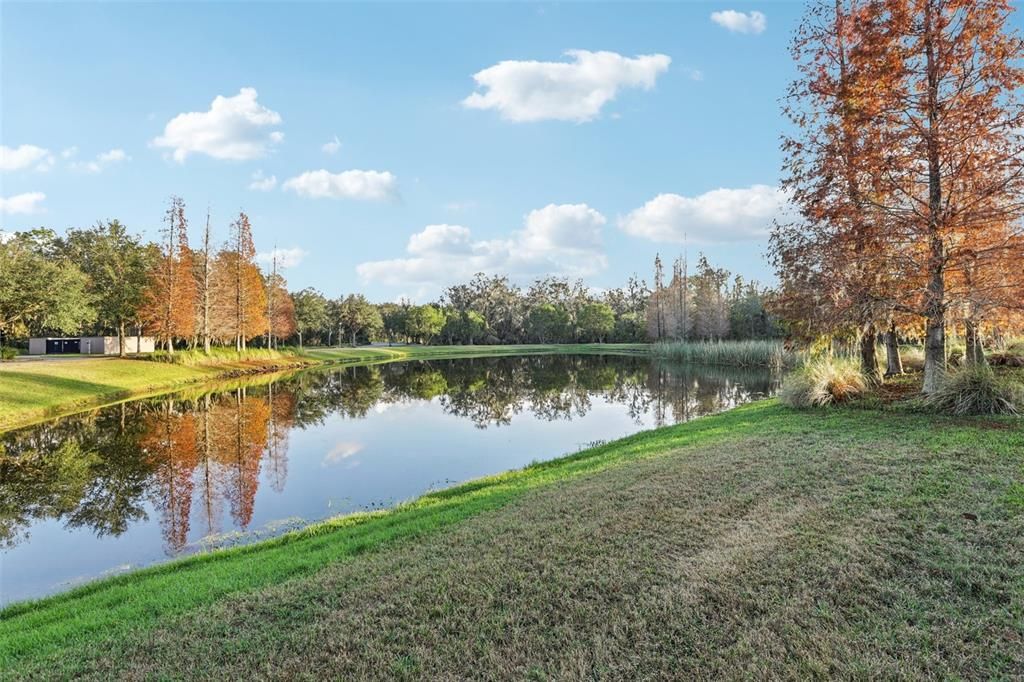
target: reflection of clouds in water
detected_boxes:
[323,441,364,466]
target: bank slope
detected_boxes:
[2,402,1022,678]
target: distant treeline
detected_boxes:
[0,196,782,352]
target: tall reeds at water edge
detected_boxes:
[651,340,792,370]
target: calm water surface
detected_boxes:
[0,354,777,604]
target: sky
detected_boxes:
[3,1,824,301]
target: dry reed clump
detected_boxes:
[779,358,867,408]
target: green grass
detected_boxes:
[0,344,649,433]
[2,401,1022,678]
[651,339,791,369]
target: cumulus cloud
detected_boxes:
[618,185,788,244]
[322,136,342,155]
[0,145,54,172]
[152,87,283,162]
[283,169,398,201]
[462,49,671,123]
[248,170,278,191]
[256,246,306,269]
[0,192,46,215]
[711,10,767,34]
[357,203,607,290]
[70,148,131,173]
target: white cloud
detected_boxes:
[70,148,130,173]
[0,192,46,215]
[323,441,363,466]
[283,169,398,201]
[0,145,54,172]
[152,87,283,162]
[322,136,342,155]
[248,170,278,191]
[710,10,767,34]
[462,49,671,123]
[618,185,788,244]
[60,146,78,159]
[256,246,306,269]
[357,203,607,291]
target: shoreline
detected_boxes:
[2,399,1020,677]
[0,344,649,434]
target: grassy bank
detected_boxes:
[0,344,648,433]
[2,401,1021,678]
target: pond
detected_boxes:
[0,354,778,605]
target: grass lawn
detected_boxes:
[0,344,648,433]
[2,401,1021,678]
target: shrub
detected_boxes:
[779,358,867,408]
[0,346,18,361]
[924,365,1022,416]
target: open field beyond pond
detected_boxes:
[2,401,1022,678]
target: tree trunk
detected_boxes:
[921,1,946,396]
[859,322,881,385]
[964,319,986,367]
[351,331,357,346]
[118,321,127,358]
[884,322,903,377]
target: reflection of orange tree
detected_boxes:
[211,387,271,529]
[264,381,296,494]
[140,401,199,554]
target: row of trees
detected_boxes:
[0,198,297,355]
[772,0,1024,392]
[2,196,782,351]
[282,274,651,347]
[648,254,782,342]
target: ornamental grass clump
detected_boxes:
[924,365,1022,416]
[779,358,867,408]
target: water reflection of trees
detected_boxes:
[0,356,775,554]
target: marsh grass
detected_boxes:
[651,340,790,370]
[779,357,867,408]
[924,365,1022,415]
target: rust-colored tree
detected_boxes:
[861,0,1024,391]
[773,0,1024,392]
[265,252,296,348]
[141,196,197,352]
[211,211,268,349]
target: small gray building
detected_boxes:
[28,336,155,355]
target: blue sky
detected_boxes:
[3,1,815,301]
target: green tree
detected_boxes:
[526,304,570,343]
[405,304,444,344]
[59,221,156,356]
[290,288,329,347]
[338,294,384,345]
[0,229,95,346]
[441,310,486,344]
[576,302,615,343]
